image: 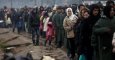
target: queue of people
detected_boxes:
[0,0,115,60]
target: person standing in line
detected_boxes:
[42,12,50,42]
[91,6,115,60]
[52,6,65,48]
[22,8,29,33]
[29,8,40,46]
[11,9,19,32]
[76,8,93,60]
[89,4,101,60]
[17,9,25,34]
[45,21,54,46]
[39,11,46,38]
[63,8,78,60]
[76,4,85,18]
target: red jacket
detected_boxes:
[46,22,54,40]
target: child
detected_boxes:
[44,21,54,46]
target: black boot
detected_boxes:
[32,40,36,46]
[49,40,51,46]
[36,40,39,46]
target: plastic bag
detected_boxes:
[79,54,86,60]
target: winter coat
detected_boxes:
[22,12,29,22]
[77,18,93,56]
[46,22,54,40]
[52,13,64,30]
[63,15,77,38]
[91,16,115,60]
[29,13,40,28]
[52,13,65,42]
[43,17,49,32]
[17,17,24,28]
[11,12,19,25]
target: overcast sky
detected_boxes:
[0,0,114,8]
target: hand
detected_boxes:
[107,28,112,33]
[107,28,111,32]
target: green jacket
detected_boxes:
[52,13,65,30]
[91,16,115,60]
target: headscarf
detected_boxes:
[66,8,75,20]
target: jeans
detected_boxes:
[31,27,39,45]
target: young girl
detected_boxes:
[44,21,54,46]
[40,11,46,38]
[43,12,49,38]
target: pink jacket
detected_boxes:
[46,22,54,40]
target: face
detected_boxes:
[61,9,64,13]
[82,11,89,19]
[93,8,99,16]
[57,9,62,13]
[67,9,72,16]
[110,8,115,17]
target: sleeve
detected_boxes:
[93,18,110,34]
[52,14,56,27]
[74,15,78,23]
[72,15,78,26]
[63,17,71,32]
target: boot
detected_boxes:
[44,40,47,46]
[36,39,39,46]
[32,40,36,46]
[49,40,51,46]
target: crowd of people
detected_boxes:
[0,0,115,60]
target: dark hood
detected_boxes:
[103,6,113,19]
[90,4,101,18]
[89,4,101,25]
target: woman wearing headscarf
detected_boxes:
[92,6,115,60]
[76,8,93,60]
[63,8,78,60]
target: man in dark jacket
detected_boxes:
[22,9,29,32]
[52,6,65,48]
[0,9,5,28]
[89,4,101,26]
[11,9,19,32]
[29,8,40,46]
[89,4,101,60]
[92,6,115,60]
